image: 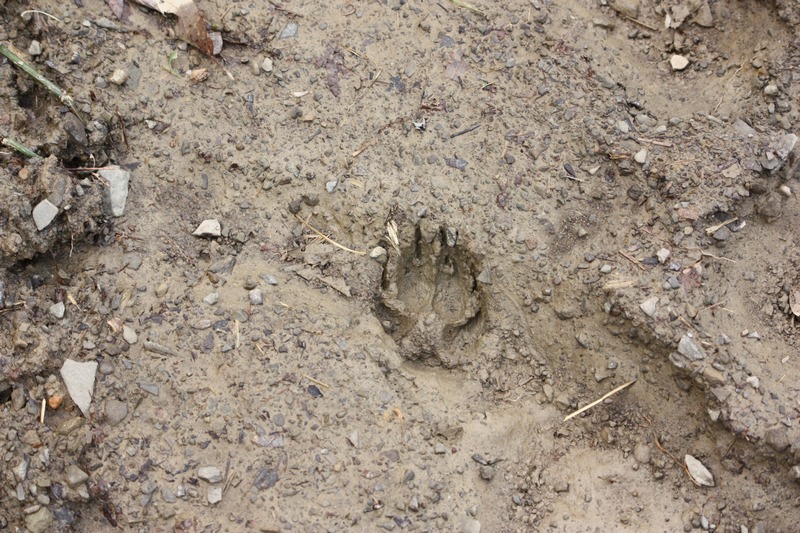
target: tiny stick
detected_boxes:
[563,380,637,422]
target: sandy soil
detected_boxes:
[1,0,800,531]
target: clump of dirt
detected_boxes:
[0,155,106,270]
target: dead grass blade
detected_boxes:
[295,215,366,256]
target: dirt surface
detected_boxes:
[2,0,800,531]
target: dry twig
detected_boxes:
[304,375,330,389]
[704,217,738,235]
[618,250,646,271]
[563,380,637,422]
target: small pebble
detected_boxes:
[109,69,128,86]
[28,40,43,56]
[670,55,689,71]
[49,302,65,319]
[203,292,219,305]
[249,288,264,305]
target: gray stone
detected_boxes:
[28,40,43,56]
[49,301,66,319]
[137,481,156,498]
[203,292,219,305]
[139,382,159,395]
[712,226,731,241]
[253,468,279,490]
[33,199,59,230]
[733,119,757,138]
[99,167,130,217]
[66,464,89,487]
[249,288,263,305]
[347,430,359,448]
[370,246,388,262]
[198,466,223,483]
[162,487,177,503]
[765,427,790,452]
[554,482,570,493]
[207,485,222,504]
[262,274,278,285]
[279,22,298,39]
[25,507,52,533]
[124,253,143,270]
[542,383,554,402]
[63,112,88,146]
[60,359,98,416]
[104,399,128,426]
[409,495,419,511]
[678,334,705,361]
[12,457,29,481]
[208,256,236,274]
[193,219,221,237]
[479,465,495,481]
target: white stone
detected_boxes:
[109,69,128,86]
[192,219,221,237]
[639,297,658,317]
[617,120,629,133]
[32,199,59,230]
[49,302,65,319]
[28,40,43,56]
[122,326,138,344]
[369,246,388,262]
[261,57,274,73]
[656,248,671,264]
[60,359,98,417]
[685,455,715,487]
[670,55,689,71]
[634,148,648,164]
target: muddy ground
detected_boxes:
[1,0,800,531]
